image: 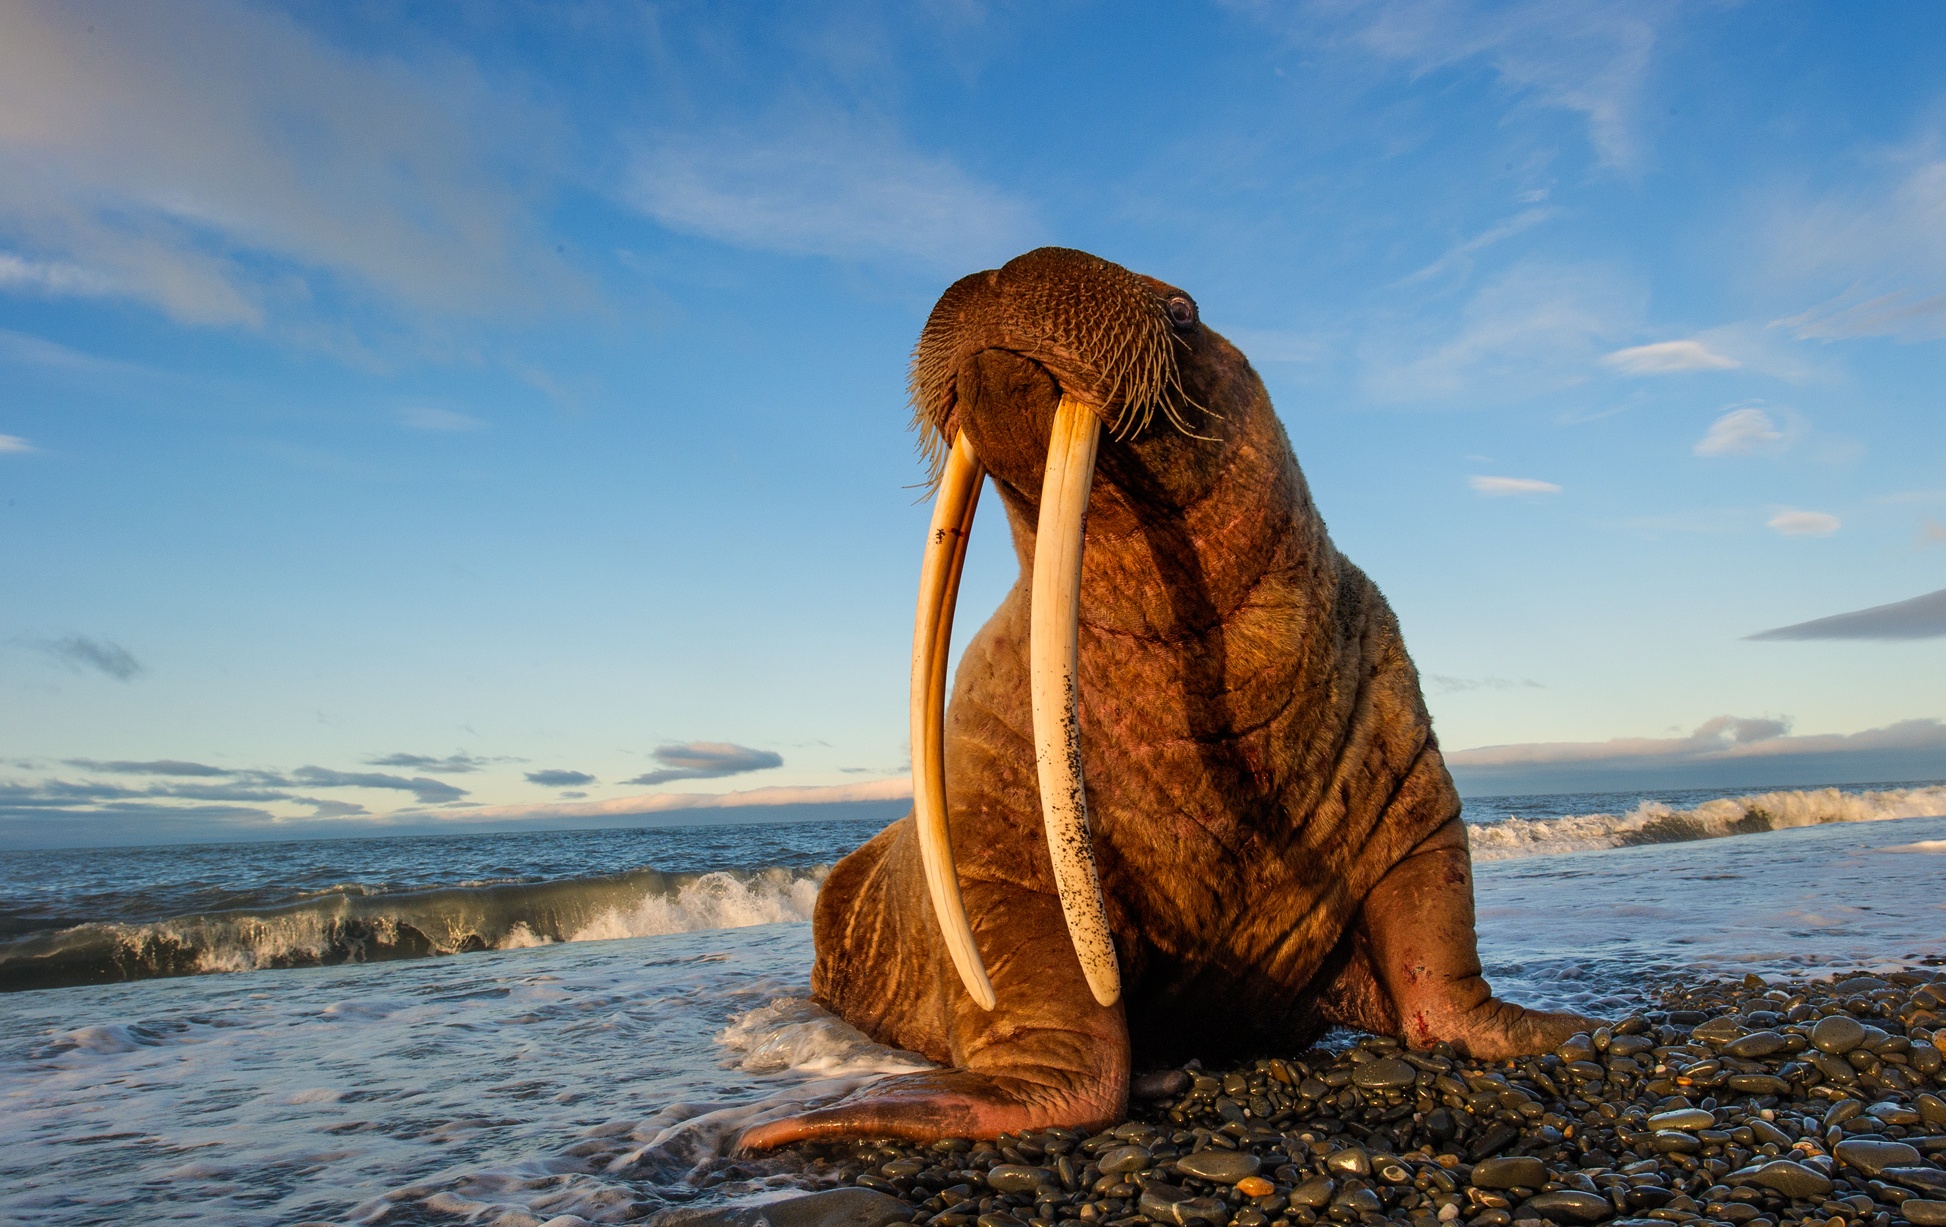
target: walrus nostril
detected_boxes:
[1166,296,1198,329]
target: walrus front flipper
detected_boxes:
[1335,816,1599,1058]
[737,1061,1124,1150]
[741,857,1130,1150]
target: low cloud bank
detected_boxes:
[1449,715,1946,795]
[0,759,909,849]
[1748,587,1946,641]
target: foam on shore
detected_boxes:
[1468,783,1946,861]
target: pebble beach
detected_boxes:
[753,970,1946,1227]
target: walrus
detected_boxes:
[741,247,1590,1149]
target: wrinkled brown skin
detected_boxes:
[740,249,1593,1151]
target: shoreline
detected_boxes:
[742,969,1946,1227]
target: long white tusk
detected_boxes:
[911,429,997,1010]
[1030,394,1121,1007]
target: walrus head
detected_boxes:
[905,247,1227,1013]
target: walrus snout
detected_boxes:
[909,247,1197,472]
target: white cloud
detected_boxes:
[1363,261,1644,403]
[400,406,484,432]
[0,252,114,296]
[0,1,572,331]
[1694,406,1783,457]
[1469,475,1562,496]
[1600,339,1739,375]
[1251,0,1671,169]
[1767,509,1840,537]
[0,434,32,454]
[624,116,1039,268]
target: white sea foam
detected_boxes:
[565,868,824,944]
[1468,783,1946,861]
[716,996,934,1077]
[1879,838,1946,854]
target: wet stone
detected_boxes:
[1323,1147,1369,1178]
[1288,1177,1336,1208]
[1350,1056,1417,1091]
[1521,1190,1614,1223]
[1472,1157,1548,1190]
[1811,1015,1868,1055]
[1833,1138,1921,1177]
[1097,1146,1151,1176]
[1646,1109,1715,1132]
[1730,1160,1834,1200]
[1721,1031,1787,1059]
[1140,1183,1229,1227]
[1175,1149,1261,1184]
[1333,1187,1383,1216]
[1694,1017,1746,1045]
[1652,1130,1702,1153]
[983,1165,1054,1195]
[1887,1169,1946,1197]
[1905,1200,1946,1227]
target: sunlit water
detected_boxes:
[2,783,1944,1225]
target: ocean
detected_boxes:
[2,780,1943,1226]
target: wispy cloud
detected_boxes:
[1469,475,1561,497]
[1779,291,1946,343]
[525,769,596,788]
[623,115,1038,268]
[1766,509,1840,538]
[1257,0,1671,169]
[0,1,573,332]
[1694,406,1783,457]
[1766,122,1946,343]
[1364,261,1643,403]
[1400,206,1558,285]
[399,406,484,432]
[624,741,784,786]
[32,635,143,680]
[1748,587,1946,642]
[1600,339,1739,375]
[0,433,32,453]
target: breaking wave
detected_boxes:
[0,865,825,992]
[1467,783,1946,861]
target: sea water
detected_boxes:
[2,782,1944,1225]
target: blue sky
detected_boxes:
[3,0,1944,846]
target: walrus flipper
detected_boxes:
[1327,816,1600,1058]
[740,824,1128,1149]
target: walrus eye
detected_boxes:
[1166,296,1198,328]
